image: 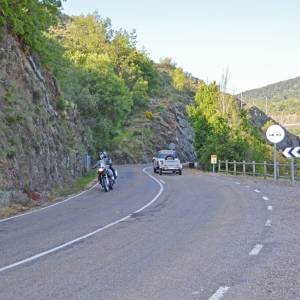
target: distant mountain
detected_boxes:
[236,77,300,138]
[238,76,300,102]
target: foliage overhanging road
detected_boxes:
[0,166,299,299]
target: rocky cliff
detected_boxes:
[149,95,196,162]
[246,105,300,149]
[112,89,196,164]
[0,32,88,207]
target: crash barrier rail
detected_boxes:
[218,160,300,184]
[83,154,92,172]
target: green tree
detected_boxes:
[187,82,268,167]
[171,68,186,91]
[0,0,62,52]
[47,14,135,149]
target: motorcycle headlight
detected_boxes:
[98,167,104,172]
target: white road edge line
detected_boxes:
[159,179,166,185]
[235,182,240,185]
[267,205,273,211]
[263,196,269,201]
[249,244,264,256]
[265,219,271,227]
[0,167,163,273]
[254,189,261,193]
[208,286,230,300]
[0,183,99,224]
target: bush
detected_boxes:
[5,113,24,126]
[144,111,154,120]
[56,97,67,111]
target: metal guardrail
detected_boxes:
[83,154,92,172]
[218,160,300,184]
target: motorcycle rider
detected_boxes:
[97,149,117,180]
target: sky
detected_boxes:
[62,0,300,93]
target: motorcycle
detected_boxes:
[97,160,116,192]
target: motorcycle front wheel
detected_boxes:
[102,177,109,192]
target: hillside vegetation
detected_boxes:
[187,83,270,167]
[240,76,300,102]
[0,0,278,175]
[239,77,300,137]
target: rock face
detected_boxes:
[247,106,300,149]
[0,32,88,199]
[0,190,30,209]
[151,100,196,162]
[112,93,196,164]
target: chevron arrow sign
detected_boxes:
[282,147,300,158]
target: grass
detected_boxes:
[51,170,96,198]
[0,206,14,218]
[71,170,96,192]
[0,204,30,219]
[0,170,97,220]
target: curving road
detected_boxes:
[0,165,299,299]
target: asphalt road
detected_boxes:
[0,165,299,299]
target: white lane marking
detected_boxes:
[249,244,264,256]
[0,167,163,273]
[235,182,240,185]
[0,183,99,224]
[263,196,269,201]
[265,219,271,227]
[245,185,250,188]
[267,205,273,211]
[254,189,261,193]
[208,286,230,300]
[159,179,166,185]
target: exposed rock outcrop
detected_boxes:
[247,106,300,149]
[0,31,88,204]
[150,99,196,162]
[112,93,196,164]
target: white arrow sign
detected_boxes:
[282,147,293,158]
[282,147,300,158]
[292,147,300,158]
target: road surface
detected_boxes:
[0,165,299,299]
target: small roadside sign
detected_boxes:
[211,154,217,164]
[266,125,285,144]
[266,124,285,181]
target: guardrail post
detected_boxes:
[263,161,267,179]
[233,160,237,175]
[218,160,221,173]
[291,158,295,185]
[252,161,256,176]
[225,160,229,174]
[243,160,246,175]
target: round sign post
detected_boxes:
[266,125,285,180]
